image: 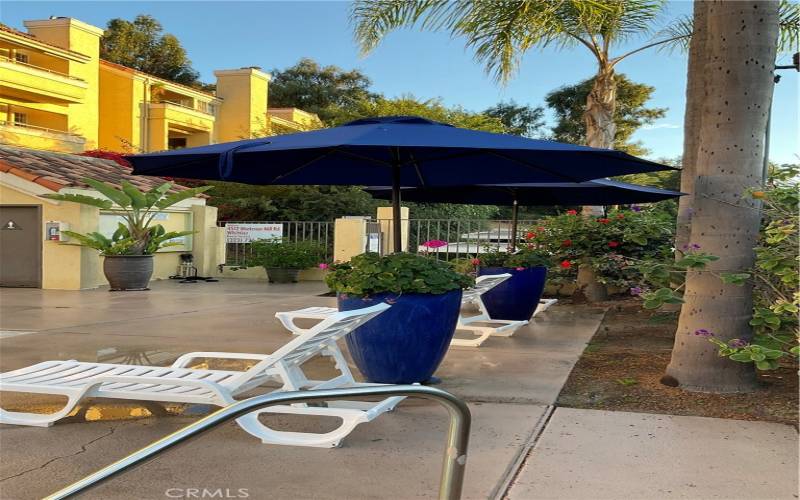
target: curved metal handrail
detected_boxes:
[45,385,471,500]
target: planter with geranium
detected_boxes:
[475,246,552,321]
[42,178,210,291]
[325,252,473,384]
[247,240,325,283]
[535,207,674,301]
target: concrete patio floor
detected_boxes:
[0,279,797,499]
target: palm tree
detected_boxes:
[662,0,781,393]
[353,0,680,150]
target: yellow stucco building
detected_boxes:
[0,16,324,290]
[0,16,321,155]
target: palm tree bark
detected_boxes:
[577,64,616,301]
[675,1,710,256]
[663,0,779,393]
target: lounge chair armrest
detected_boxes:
[171,352,271,368]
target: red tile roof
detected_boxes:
[0,145,190,194]
[0,23,87,58]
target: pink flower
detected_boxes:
[422,239,448,248]
[470,258,481,266]
[608,241,620,248]
[566,210,578,216]
[318,263,329,270]
[515,267,525,271]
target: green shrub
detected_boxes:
[325,252,474,297]
[248,240,324,269]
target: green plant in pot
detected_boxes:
[41,178,211,291]
[248,240,325,283]
[325,252,473,384]
[473,245,553,321]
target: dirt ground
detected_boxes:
[556,298,799,427]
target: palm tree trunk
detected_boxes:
[663,0,779,393]
[675,1,710,256]
[576,65,616,301]
[584,66,617,150]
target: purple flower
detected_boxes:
[683,243,701,251]
[728,339,748,348]
[631,205,642,212]
[694,329,714,337]
[630,286,643,296]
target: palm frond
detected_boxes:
[351,0,668,84]
[655,14,692,53]
[351,0,454,55]
[779,0,800,53]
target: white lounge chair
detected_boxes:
[277,275,558,348]
[456,275,559,346]
[0,303,401,448]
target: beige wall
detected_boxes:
[214,68,270,141]
[376,206,409,253]
[1,178,220,289]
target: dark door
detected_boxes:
[0,205,42,287]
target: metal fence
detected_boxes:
[392,218,541,260]
[219,220,333,266]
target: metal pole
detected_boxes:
[391,148,403,253]
[509,196,519,252]
[44,385,471,500]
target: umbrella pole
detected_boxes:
[509,198,519,252]
[392,163,402,253]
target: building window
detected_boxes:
[168,137,187,150]
[14,53,29,64]
[12,113,27,126]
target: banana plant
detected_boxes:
[41,178,212,255]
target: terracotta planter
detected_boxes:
[103,255,153,291]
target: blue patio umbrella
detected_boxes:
[365,179,683,250]
[128,116,677,252]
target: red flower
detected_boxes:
[537,226,545,232]
[561,239,572,247]
[470,258,481,266]
[608,241,620,248]
[597,218,611,224]
[616,214,625,219]
[526,232,536,239]
[560,260,571,269]
[566,210,578,216]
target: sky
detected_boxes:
[2,0,797,163]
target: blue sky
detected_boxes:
[3,1,797,163]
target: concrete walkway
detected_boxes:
[0,280,599,499]
[1,280,797,499]
[507,408,799,500]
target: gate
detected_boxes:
[219,220,333,266]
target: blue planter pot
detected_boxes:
[478,266,548,321]
[338,289,462,384]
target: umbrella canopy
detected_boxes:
[128,116,677,252]
[364,179,682,206]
